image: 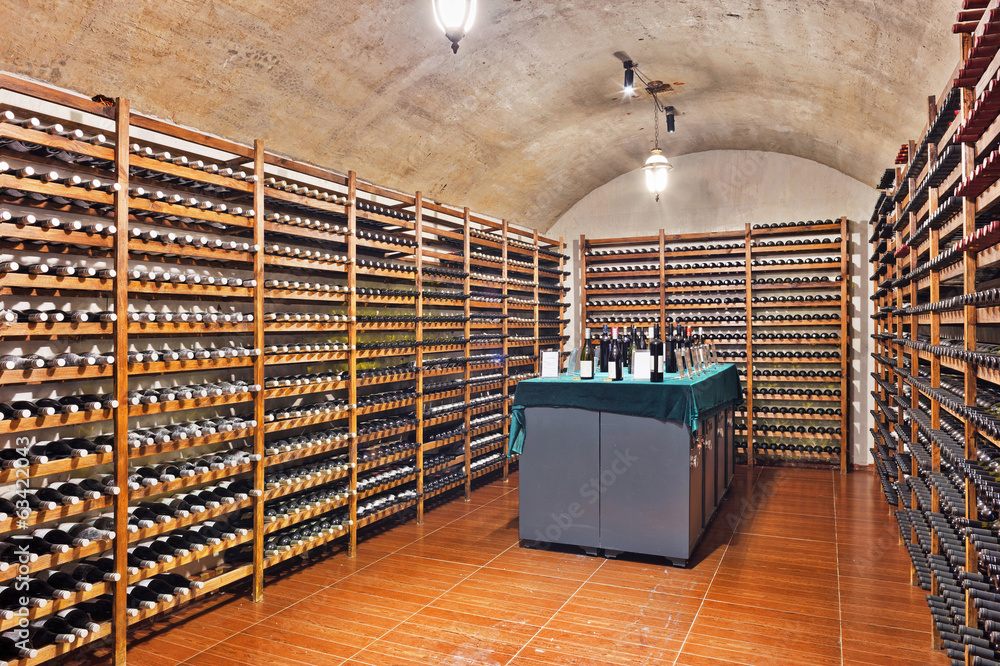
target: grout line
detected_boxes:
[501,557,607,666]
[671,467,763,666]
[731,530,836,544]
[832,472,843,666]
[175,478,519,666]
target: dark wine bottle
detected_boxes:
[650,324,664,383]
[598,324,610,373]
[609,327,623,381]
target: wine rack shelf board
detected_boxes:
[0,73,567,666]
[581,217,850,472]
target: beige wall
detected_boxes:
[548,150,880,466]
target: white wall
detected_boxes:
[547,150,880,467]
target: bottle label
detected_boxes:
[657,357,664,373]
[610,364,620,380]
[580,360,594,379]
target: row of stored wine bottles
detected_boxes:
[866,20,1000,660]
[0,73,567,665]
[580,221,850,470]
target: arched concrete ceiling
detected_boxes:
[3,1,960,231]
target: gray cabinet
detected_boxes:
[518,404,736,566]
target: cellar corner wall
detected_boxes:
[548,150,879,466]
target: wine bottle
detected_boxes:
[0,584,45,610]
[24,621,76,645]
[35,569,92,593]
[78,595,135,620]
[580,328,594,379]
[125,586,161,610]
[0,403,31,420]
[599,324,610,373]
[153,572,204,592]
[32,526,88,548]
[0,355,44,370]
[35,398,76,415]
[136,577,189,598]
[650,324,664,383]
[55,608,101,634]
[609,327,623,381]
[64,561,120,584]
[0,634,37,659]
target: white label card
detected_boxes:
[541,351,560,378]
[633,350,651,381]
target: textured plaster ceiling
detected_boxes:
[1,0,960,230]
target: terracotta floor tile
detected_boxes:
[377,623,522,662]
[352,639,483,665]
[484,544,606,582]
[736,509,838,542]
[124,646,185,666]
[245,613,380,651]
[523,626,680,665]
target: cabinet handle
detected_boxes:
[690,453,700,468]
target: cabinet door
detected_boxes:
[599,413,693,560]
[701,413,717,525]
[715,411,727,506]
[726,407,735,485]
[518,407,601,548]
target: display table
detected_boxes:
[512,364,742,565]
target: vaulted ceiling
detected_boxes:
[4,1,960,230]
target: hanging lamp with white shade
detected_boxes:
[642,106,673,201]
[432,0,477,53]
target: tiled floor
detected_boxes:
[91,467,947,665]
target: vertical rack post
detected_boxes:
[659,230,666,333]
[533,230,540,373]
[840,216,851,474]
[558,237,566,362]
[502,220,510,480]
[579,234,590,345]
[926,95,941,519]
[926,215,941,581]
[415,192,425,524]
[924,101,943,641]
[111,96,131,666]
[960,55,980,653]
[744,223,754,466]
[579,235,588,343]
[463,209,472,500]
[251,139,266,600]
[347,172,359,556]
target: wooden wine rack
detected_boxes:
[581,218,850,473]
[0,73,567,665]
[868,5,1000,662]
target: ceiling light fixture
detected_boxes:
[620,60,678,200]
[642,106,673,201]
[432,0,477,54]
[623,60,635,96]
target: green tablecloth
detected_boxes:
[508,364,742,456]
